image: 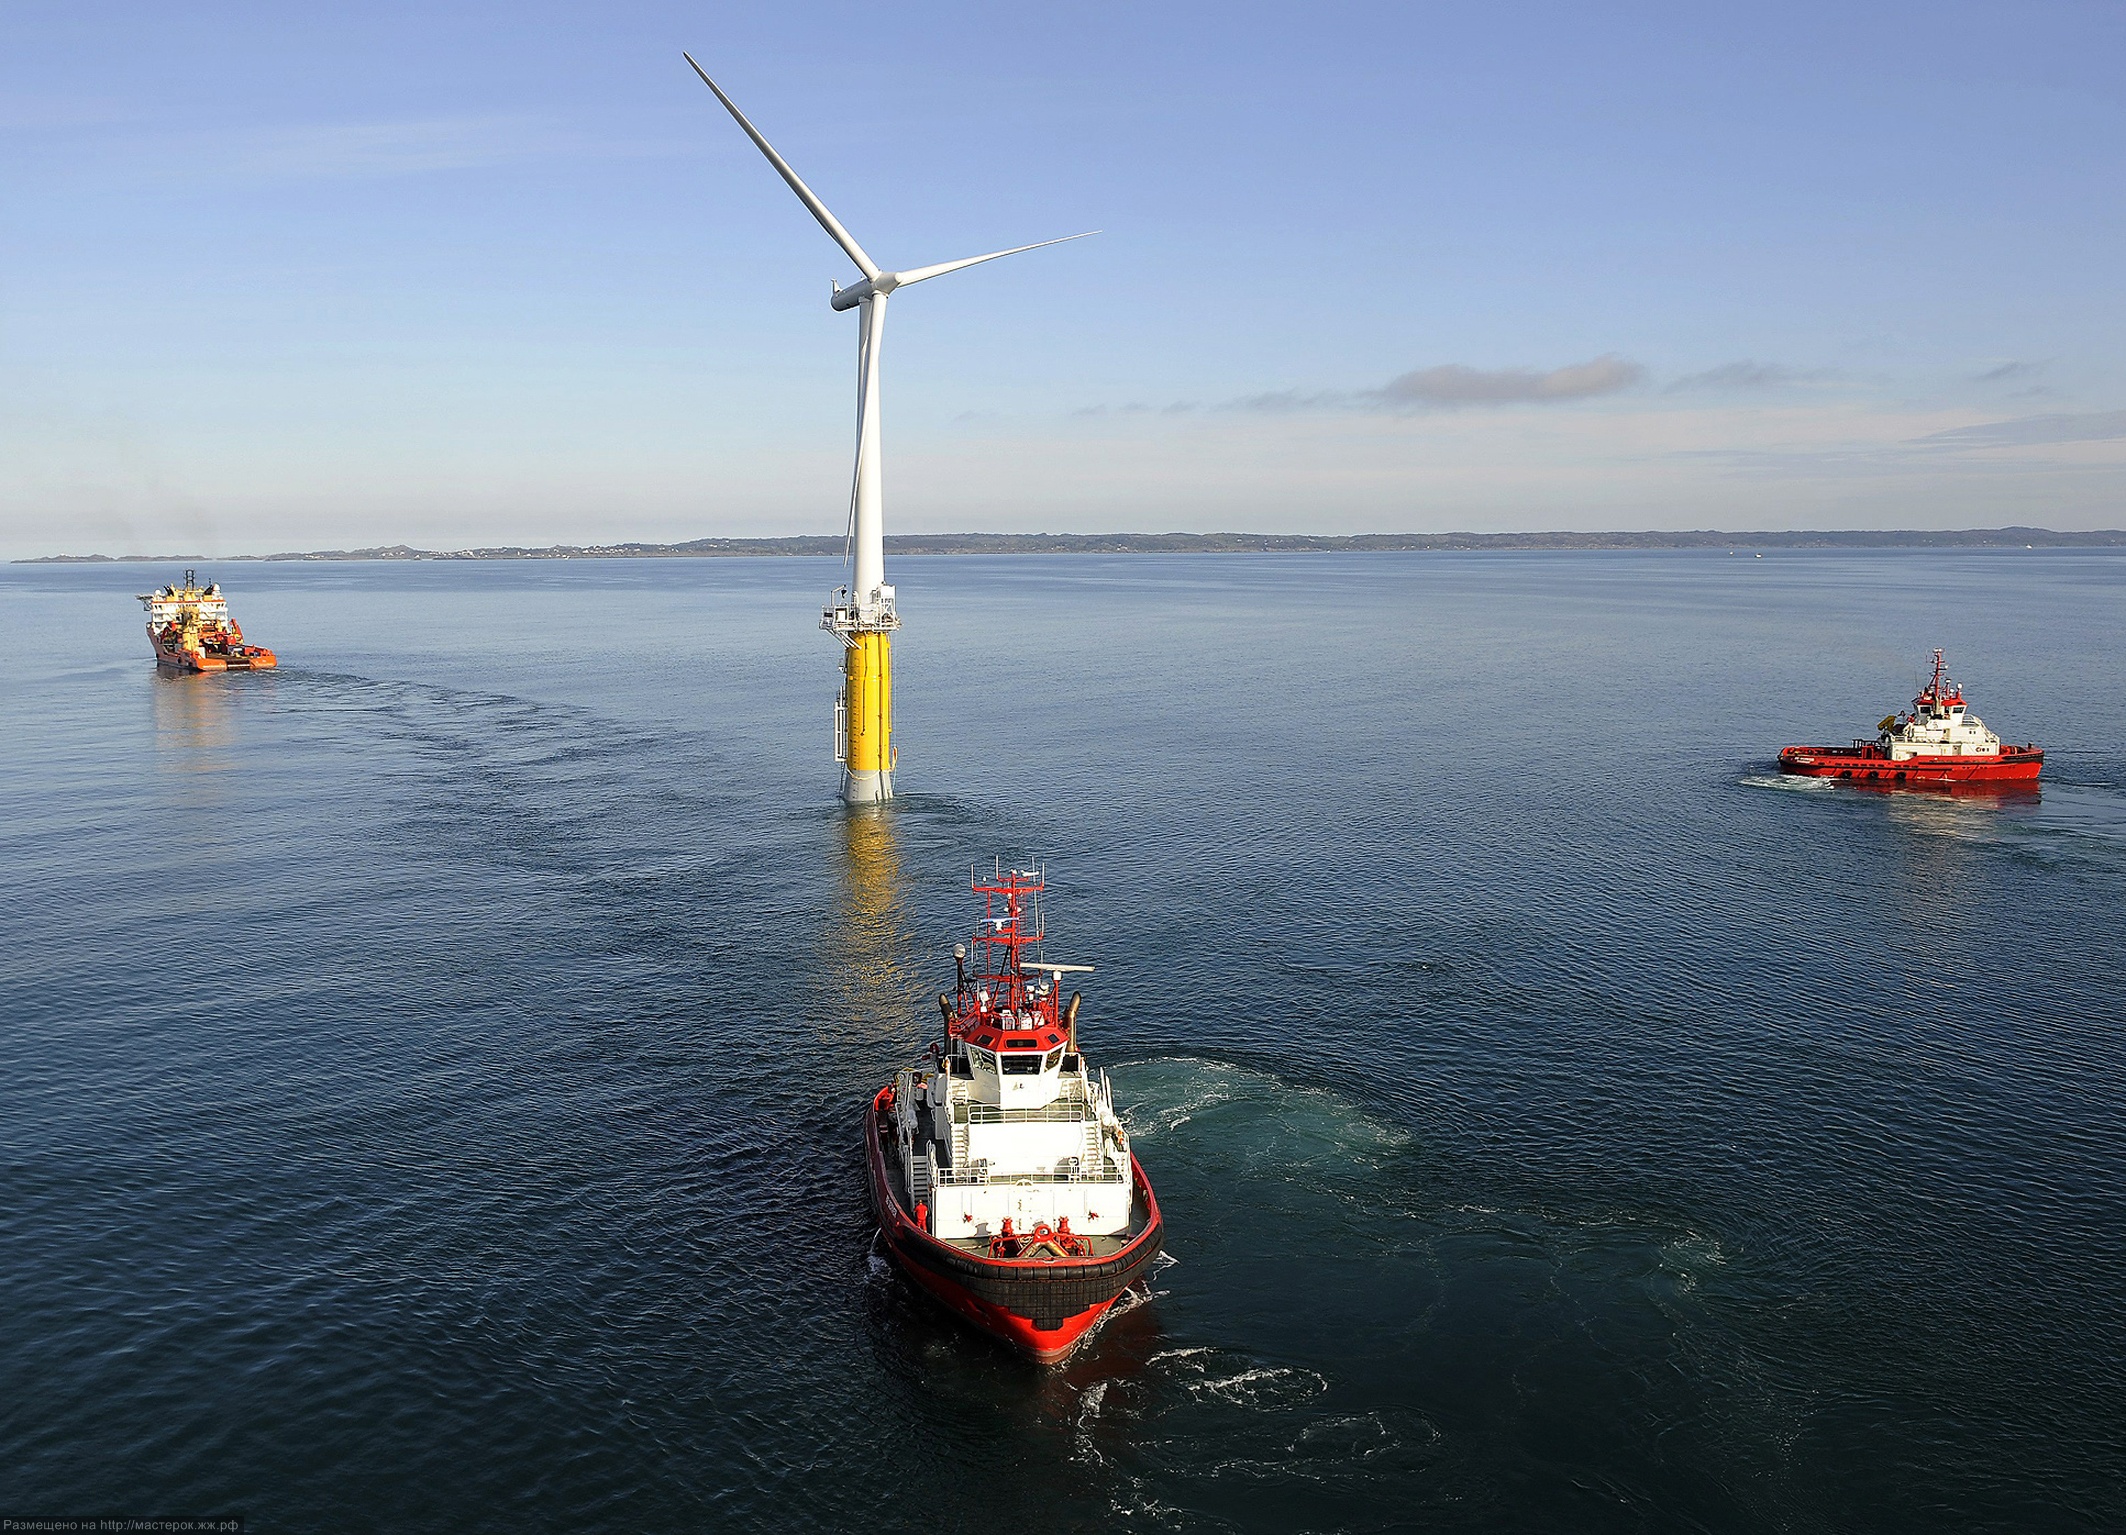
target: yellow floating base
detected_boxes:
[843,631,894,804]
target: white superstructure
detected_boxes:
[138,581,231,629]
[1884,692,2004,761]
[892,1049,1135,1243]
[888,864,1139,1250]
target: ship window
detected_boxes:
[972,1048,997,1074]
[1044,1048,1062,1070]
[1007,1036,1038,1048]
[1000,1052,1043,1076]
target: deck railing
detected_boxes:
[954,1071,1118,1127]
[959,1099,1094,1126]
[933,1160,1127,1188]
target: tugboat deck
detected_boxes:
[885,1053,1138,1246]
[879,1149,1145,1260]
[881,1068,1147,1260]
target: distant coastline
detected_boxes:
[17,526,2126,564]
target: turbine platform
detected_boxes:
[821,588,901,643]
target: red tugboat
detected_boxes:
[1780,650,2041,787]
[866,863,1163,1363]
[137,571,277,672]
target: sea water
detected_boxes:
[3,550,2123,1532]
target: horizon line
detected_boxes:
[16,525,2126,564]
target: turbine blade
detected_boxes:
[683,53,880,280]
[890,231,1099,289]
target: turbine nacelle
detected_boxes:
[828,274,894,311]
[828,234,1097,311]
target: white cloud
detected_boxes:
[13,382,2126,558]
[227,117,581,179]
[1367,355,1645,408]
[1203,354,1647,415]
[1665,360,1837,393]
[1970,360,2046,384]
[1914,410,2126,449]
[26,113,687,186]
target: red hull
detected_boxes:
[890,1239,1122,1361]
[153,652,277,672]
[864,1086,1163,1363]
[147,625,276,671]
[1778,744,2042,786]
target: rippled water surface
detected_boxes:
[4,550,2124,1532]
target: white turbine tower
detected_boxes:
[686,54,1094,804]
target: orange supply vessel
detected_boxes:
[866,862,1163,1362]
[1780,649,2040,787]
[138,570,277,672]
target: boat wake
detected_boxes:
[1738,772,1836,792]
[1294,1408,1444,1465]
[1073,1055,1797,1519]
[1056,1279,1166,1370]
[1117,1062,1247,1139]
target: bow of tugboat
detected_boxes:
[865,861,1164,1362]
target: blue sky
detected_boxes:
[4,0,2123,556]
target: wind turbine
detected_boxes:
[685,54,1094,805]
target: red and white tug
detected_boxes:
[866,863,1163,1363]
[1780,649,2042,788]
